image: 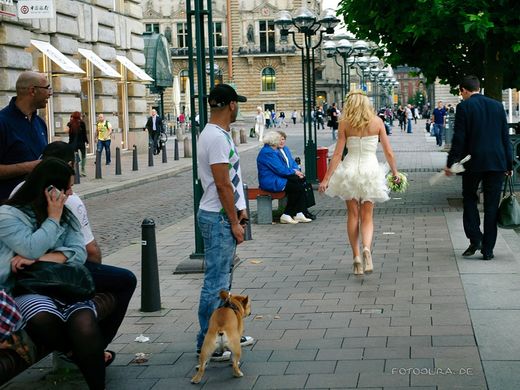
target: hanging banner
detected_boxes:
[17,0,55,19]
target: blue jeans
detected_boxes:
[196,209,236,350]
[433,124,444,146]
[407,119,413,133]
[97,140,111,164]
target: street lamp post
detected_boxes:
[275,7,339,183]
[323,38,369,102]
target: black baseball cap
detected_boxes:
[208,84,247,108]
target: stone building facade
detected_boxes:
[143,0,329,121]
[0,0,150,151]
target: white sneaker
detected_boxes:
[240,336,254,346]
[280,214,298,224]
[294,212,312,223]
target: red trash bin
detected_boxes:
[317,147,328,182]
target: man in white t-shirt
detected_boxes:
[195,84,253,361]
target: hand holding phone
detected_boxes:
[46,185,61,200]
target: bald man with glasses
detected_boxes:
[0,71,52,200]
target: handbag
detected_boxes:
[13,261,95,303]
[497,175,520,229]
[303,181,316,208]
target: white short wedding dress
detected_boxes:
[325,135,390,203]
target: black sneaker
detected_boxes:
[196,349,231,362]
[304,212,316,220]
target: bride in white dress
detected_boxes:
[318,91,399,276]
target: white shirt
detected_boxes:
[197,123,246,212]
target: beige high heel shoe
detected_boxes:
[353,256,363,276]
[362,247,373,274]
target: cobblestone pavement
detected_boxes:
[6,120,520,390]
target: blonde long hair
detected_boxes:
[340,90,375,135]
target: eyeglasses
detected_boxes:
[33,85,53,92]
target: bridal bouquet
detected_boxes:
[386,172,408,193]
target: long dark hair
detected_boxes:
[68,111,82,134]
[7,158,75,225]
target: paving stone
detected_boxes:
[358,372,410,387]
[305,373,359,388]
[315,348,363,361]
[253,374,308,389]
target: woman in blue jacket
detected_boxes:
[257,131,312,224]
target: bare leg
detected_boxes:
[346,200,361,257]
[360,201,375,249]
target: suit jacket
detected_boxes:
[145,115,163,133]
[447,94,512,172]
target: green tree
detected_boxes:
[337,0,520,101]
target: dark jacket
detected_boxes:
[447,94,512,172]
[67,121,88,150]
[145,115,163,133]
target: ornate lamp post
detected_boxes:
[275,7,339,182]
[323,38,368,102]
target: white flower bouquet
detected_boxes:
[386,172,408,193]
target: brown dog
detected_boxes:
[191,290,251,384]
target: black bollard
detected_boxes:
[148,146,154,167]
[115,147,122,175]
[74,152,80,184]
[162,143,167,163]
[174,139,179,160]
[95,150,102,179]
[132,145,138,171]
[141,218,161,312]
[243,184,252,241]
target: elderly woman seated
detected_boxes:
[257,131,313,224]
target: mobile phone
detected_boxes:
[46,185,61,199]
[239,217,249,226]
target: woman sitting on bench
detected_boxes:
[257,131,313,224]
[0,158,106,390]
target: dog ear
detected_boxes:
[243,295,249,305]
[219,290,230,300]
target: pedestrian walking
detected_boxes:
[405,104,413,133]
[431,101,447,147]
[66,111,89,176]
[254,106,264,143]
[328,102,339,140]
[0,71,51,201]
[196,84,253,361]
[291,110,297,125]
[144,109,163,155]
[319,90,399,276]
[445,75,513,261]
[95,113,112,165]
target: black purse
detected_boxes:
[303,181,316,208]
[14,261,95,303]
[497,175,520,229]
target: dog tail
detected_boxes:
[219,290,230,301]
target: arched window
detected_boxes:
[262,67,276,92]
[180,70,189,93]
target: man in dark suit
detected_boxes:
[144,108,163,154]
[445,75,513,260]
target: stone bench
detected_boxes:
[246,188,287,224]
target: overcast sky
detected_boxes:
[323,0,340,11]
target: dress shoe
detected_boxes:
[362,247,373,274]
[353,256,363,276]
[294,212,312,223]
[280,214,298,224]
[482,253,494,261]
[304,211,316,220]
[462,242,481,257]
